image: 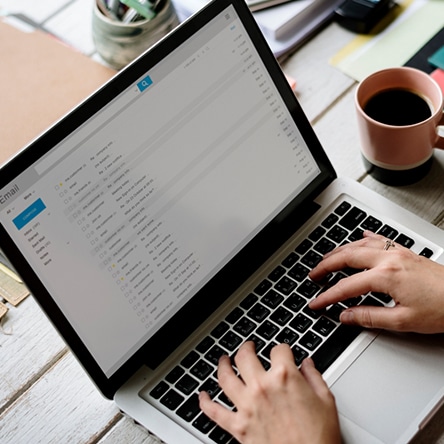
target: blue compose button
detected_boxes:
[137,75,153,92]
[13,198,46,230]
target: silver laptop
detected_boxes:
[0,0,443,442]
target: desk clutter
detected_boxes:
[93,0,179,69]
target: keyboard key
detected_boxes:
[283,293,305,312]
[326,304,344,322]
[254,279,272,296]
[175,374,199,395]
[313,317,336,337]
[220,331,243,351]
[181,350,199,369]
[193,413,216,434]
[378,224,398,239]
[295,239,313,255]
[395,233,415,249]
[196,336,215,354]
[205,345,227,365]
[339,206,366,230]
[233,317,257,337]
[303,305,324,319]
[334,201,351,216]
[247,303,270,322]
[300,331,322,351]
[313,237,336,255]
[288,263,310,281]
[209,426,233,443]
[311,324,362,373]
[247,334,266,353]
[160,389,185,410]
[301,250,323,268]
[268,265,286,282]
[276,326,299,346]
[290,313,312,333]
[226,307,243,324]
[240,293,258,310]
[261,341,278,360]
[361,215,382,232]
[211,321,230,339]
[321,213,339,229]
[165,366,185,384]
[150,381,169,399]
[200,378,221,399]
[348,228,363,242]
[190,360,213,380]
[326,226,348,243]
[341,296,362,307]
[296,280,320,299]
[270,306,293,325]
[371,292,392,304]
[308,226,326,242]
[419,247,434,258]
[218,391,234,408]
[282,251,299,268]
[274,276,297,295]
[291,344,309,365]
[262,289,284,309]
[256,320,279,340]
[361,295,384,307]
[177,394,201,422]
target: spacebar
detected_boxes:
[311,324,363,374]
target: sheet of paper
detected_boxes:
[330,0,444,81]
[0,301,8,319]
[0,271,30,306]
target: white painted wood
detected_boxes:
[0,297,66,408]
[361,149,444,223]
[0,353,120,444]
[98,416,164,444]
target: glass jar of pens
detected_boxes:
[92,0,179,69]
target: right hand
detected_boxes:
[309,231,444,334]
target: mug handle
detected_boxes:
[436,112,444,149]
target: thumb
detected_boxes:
[339,307,393,330]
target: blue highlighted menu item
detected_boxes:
[137,75,153,92]
[13,198,46,230]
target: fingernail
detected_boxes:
[340,310,354,323]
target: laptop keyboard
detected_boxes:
[144,200,434,443]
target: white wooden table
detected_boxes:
[1,1,443,443]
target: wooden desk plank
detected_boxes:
[362,149,444,224]
[98,416,163,443]
[0,353,120,443]
[0,297,66,408]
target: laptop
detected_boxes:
[0,0,443,442]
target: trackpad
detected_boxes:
[331,332,444,443]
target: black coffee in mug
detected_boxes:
[363,88,432,126]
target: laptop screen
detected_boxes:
[0,0,332,391]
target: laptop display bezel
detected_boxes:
[0,0,335,398]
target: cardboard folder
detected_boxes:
[0,20,115,165]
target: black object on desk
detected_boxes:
[334,0,395,34]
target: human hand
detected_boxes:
[309,230,444,334]
[199,341,341,444]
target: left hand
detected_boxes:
[198,341,341,444]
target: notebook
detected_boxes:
[0,0,443,442]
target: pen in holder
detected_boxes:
[92,0,179,70]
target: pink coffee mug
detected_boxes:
[355,66,444,185]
